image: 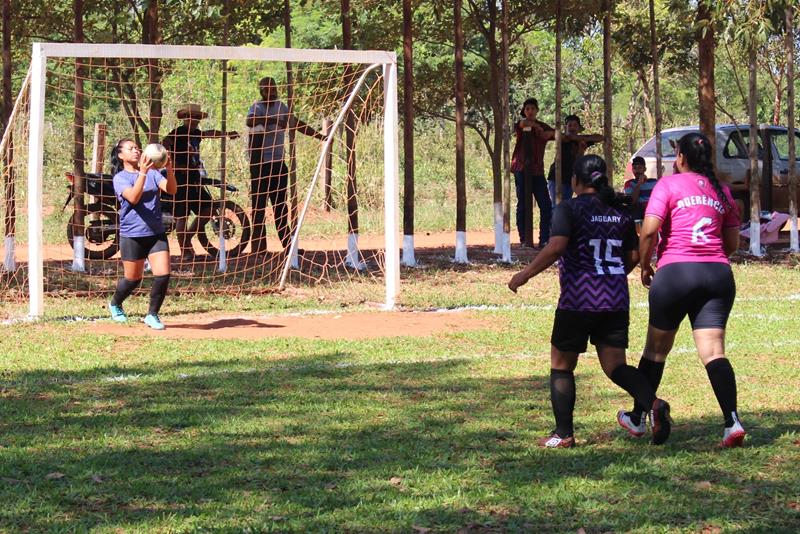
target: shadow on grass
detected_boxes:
[0,354,798,532]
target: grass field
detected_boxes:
[1,252,800,532]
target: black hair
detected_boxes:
[520,98,539,117]
[110,138,136,176]
[631,156,646,166]
[676,132,729,207]
[564,114,581,126]
[573,154,624,209]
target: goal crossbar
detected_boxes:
[34,42,396,65]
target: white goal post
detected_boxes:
[24,42,400,317]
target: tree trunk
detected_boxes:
[786,5,797,251]
[554,1,563,202]
[1,0,10,130]
[402,0,414,237]
[284,0,298,232]
[773,84,783,126]
[486,2,502,208]
[748,43,761,255]
[342,0,358,235]
[603,0,614,181]
[484,1,504,253]
[697,1,716,157]
[501,0,511,243]
[649,0,663,179]
[2,0,12,243]
[454,0,466,235]
[624,80,642,155]
[143,0,162,143]
[71,0,87,269]
[638,69,655,134]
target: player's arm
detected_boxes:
[288,115,325,140]
[722,226,740,257]
[639,215,662,288]
[120,155,154,205]
[158,155,177,195]
[508,237,569,293]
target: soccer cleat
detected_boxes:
[617,410,647,437]
[650,399,672,445]
[143,314,165,330]
[537,432,576,449]
[721,414,746,448]
[108,302,127,322]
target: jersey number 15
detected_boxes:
[589,238,625,275]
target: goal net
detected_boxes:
[0,44,399,317]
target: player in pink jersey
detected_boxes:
[616,132,746,448]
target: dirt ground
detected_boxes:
[91,309,495,341]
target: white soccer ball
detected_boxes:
[143,143,168,169]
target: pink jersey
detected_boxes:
[645,172,740,267]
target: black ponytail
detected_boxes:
[110,138,134,176]
[573,154,624,209]
[677,132,730,207]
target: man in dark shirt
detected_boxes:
[162,104,239,261]
[547,114,604,206]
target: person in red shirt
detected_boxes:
[511,98,554,247]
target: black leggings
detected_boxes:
[648,262,736,331]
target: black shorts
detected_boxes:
[120,233,169,261]
[648,262,736,331]
[551,308,629,353]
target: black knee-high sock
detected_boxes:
[705,358,738,427]
[148,274,171,315]
[111,277,141,306]
[550,369,576,437]
[610,364,657,411]
[630,358,665,424]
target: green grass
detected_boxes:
[1,259,800,532]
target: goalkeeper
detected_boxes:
[246,77,325,254]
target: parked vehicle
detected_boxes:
[64,171,252,260]
[625,124,800,218]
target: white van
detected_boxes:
[625,124,800,218]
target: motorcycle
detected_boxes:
[64,169,252,260]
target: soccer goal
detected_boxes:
[0,43,399,317]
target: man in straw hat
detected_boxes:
[246,76,325,255]
[162,104,239,262]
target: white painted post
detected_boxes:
[27,44,46,318]
[401,234,416,266]
[454,231,468,263]
[493,201,503,254]
[383,61,400,309]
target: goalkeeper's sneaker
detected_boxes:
[617,410,647,437]
[144,314,165,330]
[537,432,575,449]
[721,415,746,448]
[108,302,127,322]
[650,399,672,445]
